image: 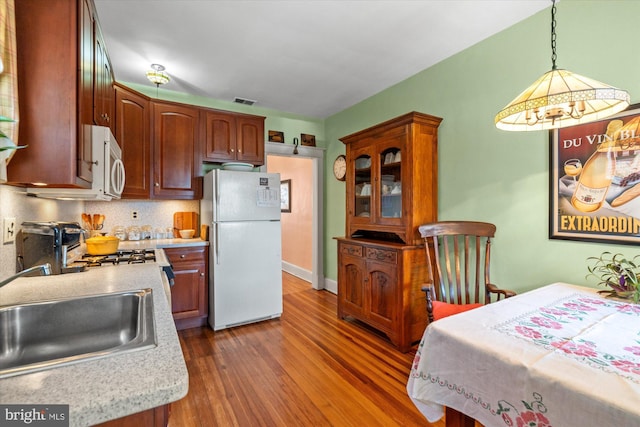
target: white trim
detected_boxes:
[264,142,325,290]
[323,277,337,295]
[282,260,312,283]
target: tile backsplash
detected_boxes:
[0,186,83,278]
[84,199,199,236]
[0,184,199,279]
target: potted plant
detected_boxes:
[586,251,640,302]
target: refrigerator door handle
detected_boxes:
[214,171,220,222]
[215,222,220,265]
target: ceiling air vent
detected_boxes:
[233,97,257,106]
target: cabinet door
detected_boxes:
[171,262,205,318]
[115,86,150,198]
[348,145,373,223]
[366,259,397,331]
[93,21,114,128]
[77,0,95,185]
[338,253,366,319]
[236,116,264,165]
[201,110,236,162]
[375,133,404,224]
[165,247,208,328]
[152,103,201,199]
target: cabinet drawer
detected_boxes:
[365,247,397,264]
[164,246,206,263]
[340,243,363,257]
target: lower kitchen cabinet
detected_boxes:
[165,246,208,330]
[336,238,428,352]
[94,404,169,427]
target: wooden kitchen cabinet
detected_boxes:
[340,111,442,245]
[152,102,202,199]
[336,238,428,352]
[9,0,114,187]
[93,21,115,128]
[165,246,208,330]
[114,84,151,198]
[337,112,441,352]
[201,110,266,165]
[95,404,170,427]
[117,84,267,200]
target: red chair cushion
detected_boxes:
[432,301,483,321]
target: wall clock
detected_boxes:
[333,155,347,181]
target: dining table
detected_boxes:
[406,282,640,427]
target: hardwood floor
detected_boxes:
[168,272,443,427]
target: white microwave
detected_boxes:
[26,126,125,201]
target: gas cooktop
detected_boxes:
[78,249,156,267]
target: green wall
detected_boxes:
[324,1,640,293]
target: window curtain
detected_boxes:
[0,0,19,182]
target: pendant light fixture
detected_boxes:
[495,0,630,131]
[146,63,170,97]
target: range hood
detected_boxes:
[25,188,115,201]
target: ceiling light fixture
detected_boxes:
[495,0,630,132]
[146,63,170,87]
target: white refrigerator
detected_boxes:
[201,169,283,330]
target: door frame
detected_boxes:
[264,142,325,290]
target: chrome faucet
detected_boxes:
[0,263,52,289]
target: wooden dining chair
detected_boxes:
[419,221,516,323]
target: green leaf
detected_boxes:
[0,145,27,152]
[0,115,15,123]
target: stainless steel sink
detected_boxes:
[0,288,156,378]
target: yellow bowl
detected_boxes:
[86,236,120,255]
[179,229,195,239]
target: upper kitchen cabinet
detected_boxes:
[93,21,114,128]
[340,112,442,245]
[9,0,114,187]
[201,110,266,165]
[152,101,202,199]
[114,84,151,199]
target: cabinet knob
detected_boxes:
[200,273,205,277]
[155,182,160,187]
[180,254,186,258]
[238,149,242,153]
[231,149,235,153]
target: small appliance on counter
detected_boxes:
[17,221,86,275]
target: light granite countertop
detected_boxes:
[0,263,189,426]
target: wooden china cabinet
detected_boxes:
[337,112,442,352]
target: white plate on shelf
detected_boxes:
[221,162,254,171]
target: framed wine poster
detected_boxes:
[550,104,640,245]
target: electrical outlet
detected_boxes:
[3,217,16,244]
[131,211,138,220]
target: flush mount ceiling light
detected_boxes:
[146,63,170,87]
[495,0,630,132]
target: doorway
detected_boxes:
[264,142,324,290]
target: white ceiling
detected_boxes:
[93,0,550,119]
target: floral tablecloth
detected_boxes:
[406,282,640,427]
